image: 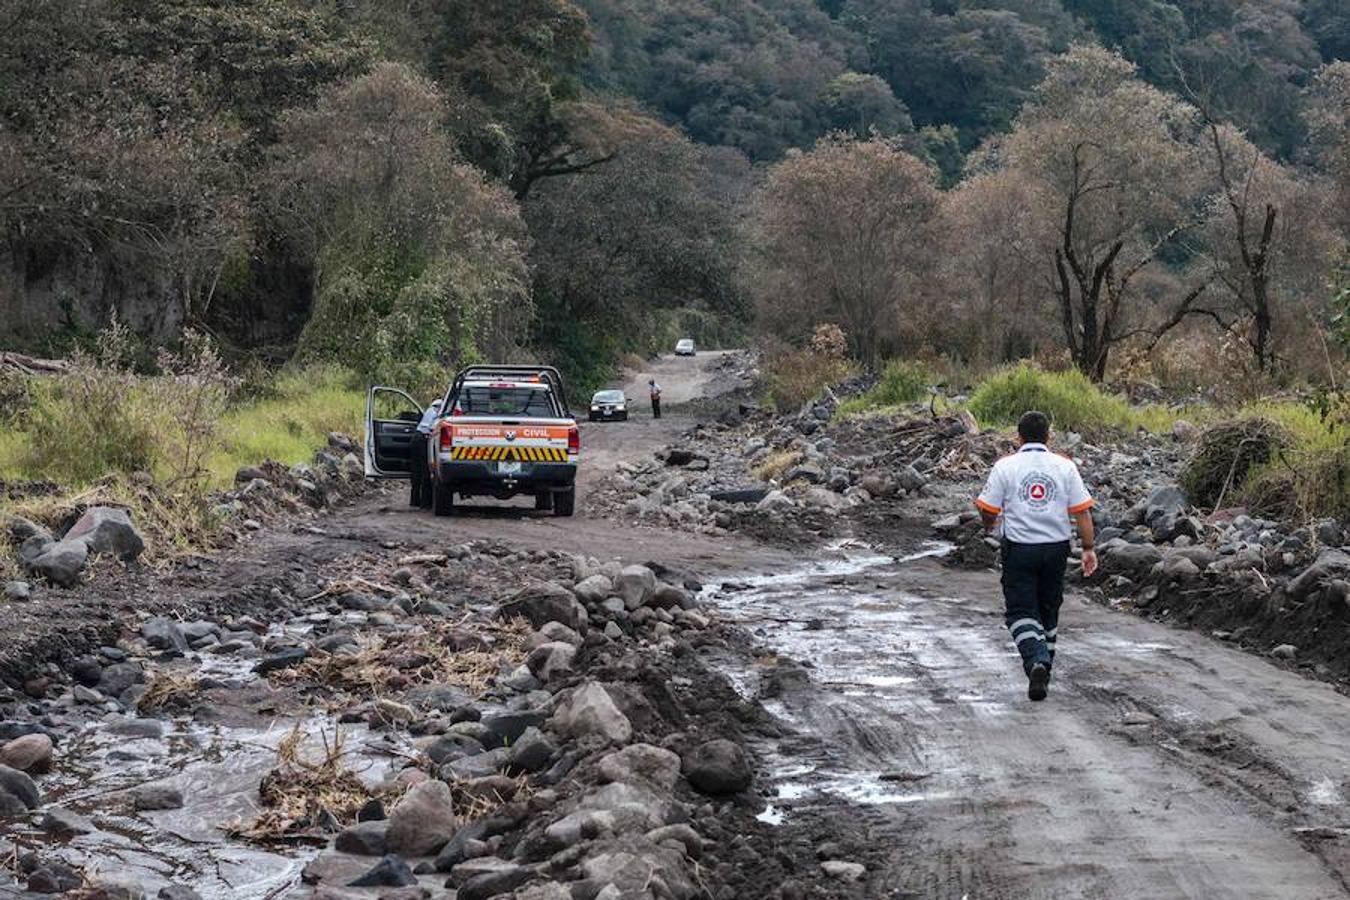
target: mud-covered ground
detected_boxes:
[2,351,1349,899]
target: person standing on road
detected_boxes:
[409,398,442,509]
[976,410,1097,701]
[649,378,662,419]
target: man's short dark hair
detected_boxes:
[1018,410,1051,443]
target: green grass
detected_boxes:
[836,360,932,418]
[967,364,1176,437]
[205,366,365,486]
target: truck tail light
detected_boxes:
[567,426,580,456]
[439,425,454,450]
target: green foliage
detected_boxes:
[967,364,1172,437]
[761,348,858,413]
[836,359,932,417]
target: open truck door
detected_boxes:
[364,386,424,478]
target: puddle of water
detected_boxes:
[1308,777,1343,806]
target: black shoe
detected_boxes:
[1028,663,1049,702]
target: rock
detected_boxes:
[456,863,533,900]
[8,516,48,543]
[0,734,52,774]
[0,790,26,816]
[336,820,388,856]
[682,739,751,795]
[3,581,30,602]
[1100,541,1164,578]
[549,682,632,745]
[931,514,963,533]
[649,583,691,610]
[784,463,825,484]
[347,855,417,888]
[571,575,612,605]
[505,727,557,775]
[646,823,703,859]
[1315,519,1343,546]
[480,710,546,746]
[158,885,203,900]
[142,617,189,653]
[0,764,41,809]
[406,684,474,713]
[385,780,458,857]
[434,821,490,872]
[709,487,770,505]
[1171,420,1200,443]
[1143,486,1188,526]
[441,748,510,781]
[498,582,587,633]
[820,860,866,882]
[1288,550,1350,601]
[578,835,695,897]
[130,783,184,811]
[26,540,88,587]
[597,743,682,791]
[235,466,269,484]
[98,662,144,697]
[40,806,95,836]
[804,487,849,511]
[615,565,657,610]
[65,507,145,561]
[756,490,794,513]
[69,654,103,686]
[27,863,83,893]
[1270,644,1298,660]
[896,465,928,493]
[513,885,571,900]
[539,622,582,647]
[253,648,309,674]
[1156,555,1201,583]
[526,642,577,682]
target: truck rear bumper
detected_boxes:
[436,461,576,497]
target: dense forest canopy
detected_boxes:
[0,0,1346,390]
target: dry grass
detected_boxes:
[226,725,378,843]
[137,669,202,713]
[267,617,531,700]
[753,450,801,482]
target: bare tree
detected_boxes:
[746,135,941,366]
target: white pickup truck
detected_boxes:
[365,365,579,517]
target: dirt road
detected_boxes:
[709,549,1350,899]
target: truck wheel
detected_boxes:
[534,492,554,512]
[553,487,576,518]
[432,480,455,517]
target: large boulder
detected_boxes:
[525,642,577,682]
[548,682,632,746]
[385,780,458,857]
[615,566,657,611]
[0,764,41,810]
[682,739,751,795]
[497,581,587,633]
[0,734,53,774]
[756,491,794,514]
[65,507,145,561]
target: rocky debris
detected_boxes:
[598,743,682,791]
[18,506,145,587]
[3,580,30,601]
[348,854,417,888]
[682,738,752,795]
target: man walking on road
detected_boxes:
[976,411,1097,701]
[409,398,441,509]
[649,378,662,419]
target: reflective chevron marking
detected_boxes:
[448,446,568,462]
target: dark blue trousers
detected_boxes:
[1000,540,1069,675]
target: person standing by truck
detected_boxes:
[409,398,441,508]
[649,378,662,419]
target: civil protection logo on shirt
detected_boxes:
[1018,471,1057,509]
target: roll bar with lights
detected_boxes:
[442,365,570,415]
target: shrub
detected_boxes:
[837,359,933,418]
[1231,398,1349,520]
[761,347,857,412]
[967,364,1168,437]
[1180,417,1292,511]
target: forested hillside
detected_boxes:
[1,0,1347,393]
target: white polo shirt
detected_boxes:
[976,443,1093,544]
